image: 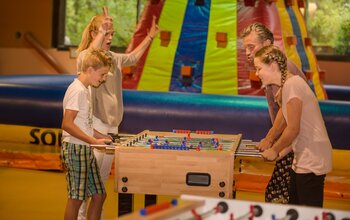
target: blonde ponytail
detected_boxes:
[76,15,104,54]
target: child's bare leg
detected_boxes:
[87,193,106,220]
[64,198,83,220]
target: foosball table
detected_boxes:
[111,130,260,199]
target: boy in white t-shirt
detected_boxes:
[61,48,113,220]
[254,45,332,207]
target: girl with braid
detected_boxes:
[255,45,332,207]
[241,23,308,204]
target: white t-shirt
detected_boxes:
[282,76,332,175]
[62,79,93,145]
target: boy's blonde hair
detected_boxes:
[81,48,113,72]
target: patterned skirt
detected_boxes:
[265,151,294,204]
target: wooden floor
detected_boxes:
[0,167,118,220]
[1,167,349,220]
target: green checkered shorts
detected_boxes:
[61,142,106,200]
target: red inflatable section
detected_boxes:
[237,1,283,95]
[123,1,163,89]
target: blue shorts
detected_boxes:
[61,142,106,200]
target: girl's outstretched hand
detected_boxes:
[99,6,113,33]
[148,15,159,39]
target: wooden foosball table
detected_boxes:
[112,130,261,199]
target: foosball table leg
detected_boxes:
[118,193,133,216]
[232,180,237,199]
[145,194,157,207]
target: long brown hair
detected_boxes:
[76,15,105,54]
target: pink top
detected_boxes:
[282,76,332,175]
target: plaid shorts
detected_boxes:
[61,142,106,200]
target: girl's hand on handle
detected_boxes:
[257,138,273,151]
[261,148,278,161]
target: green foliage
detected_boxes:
[307,0,350,55]
[65,0,147,47]
[335,18,350,55]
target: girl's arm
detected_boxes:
[262,97,302,161]
[258,109,287,151]
[127,16,159,61]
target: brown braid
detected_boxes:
[255,45,287,85]
[255,45,288,106]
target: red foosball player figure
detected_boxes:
[196,142,203,151]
